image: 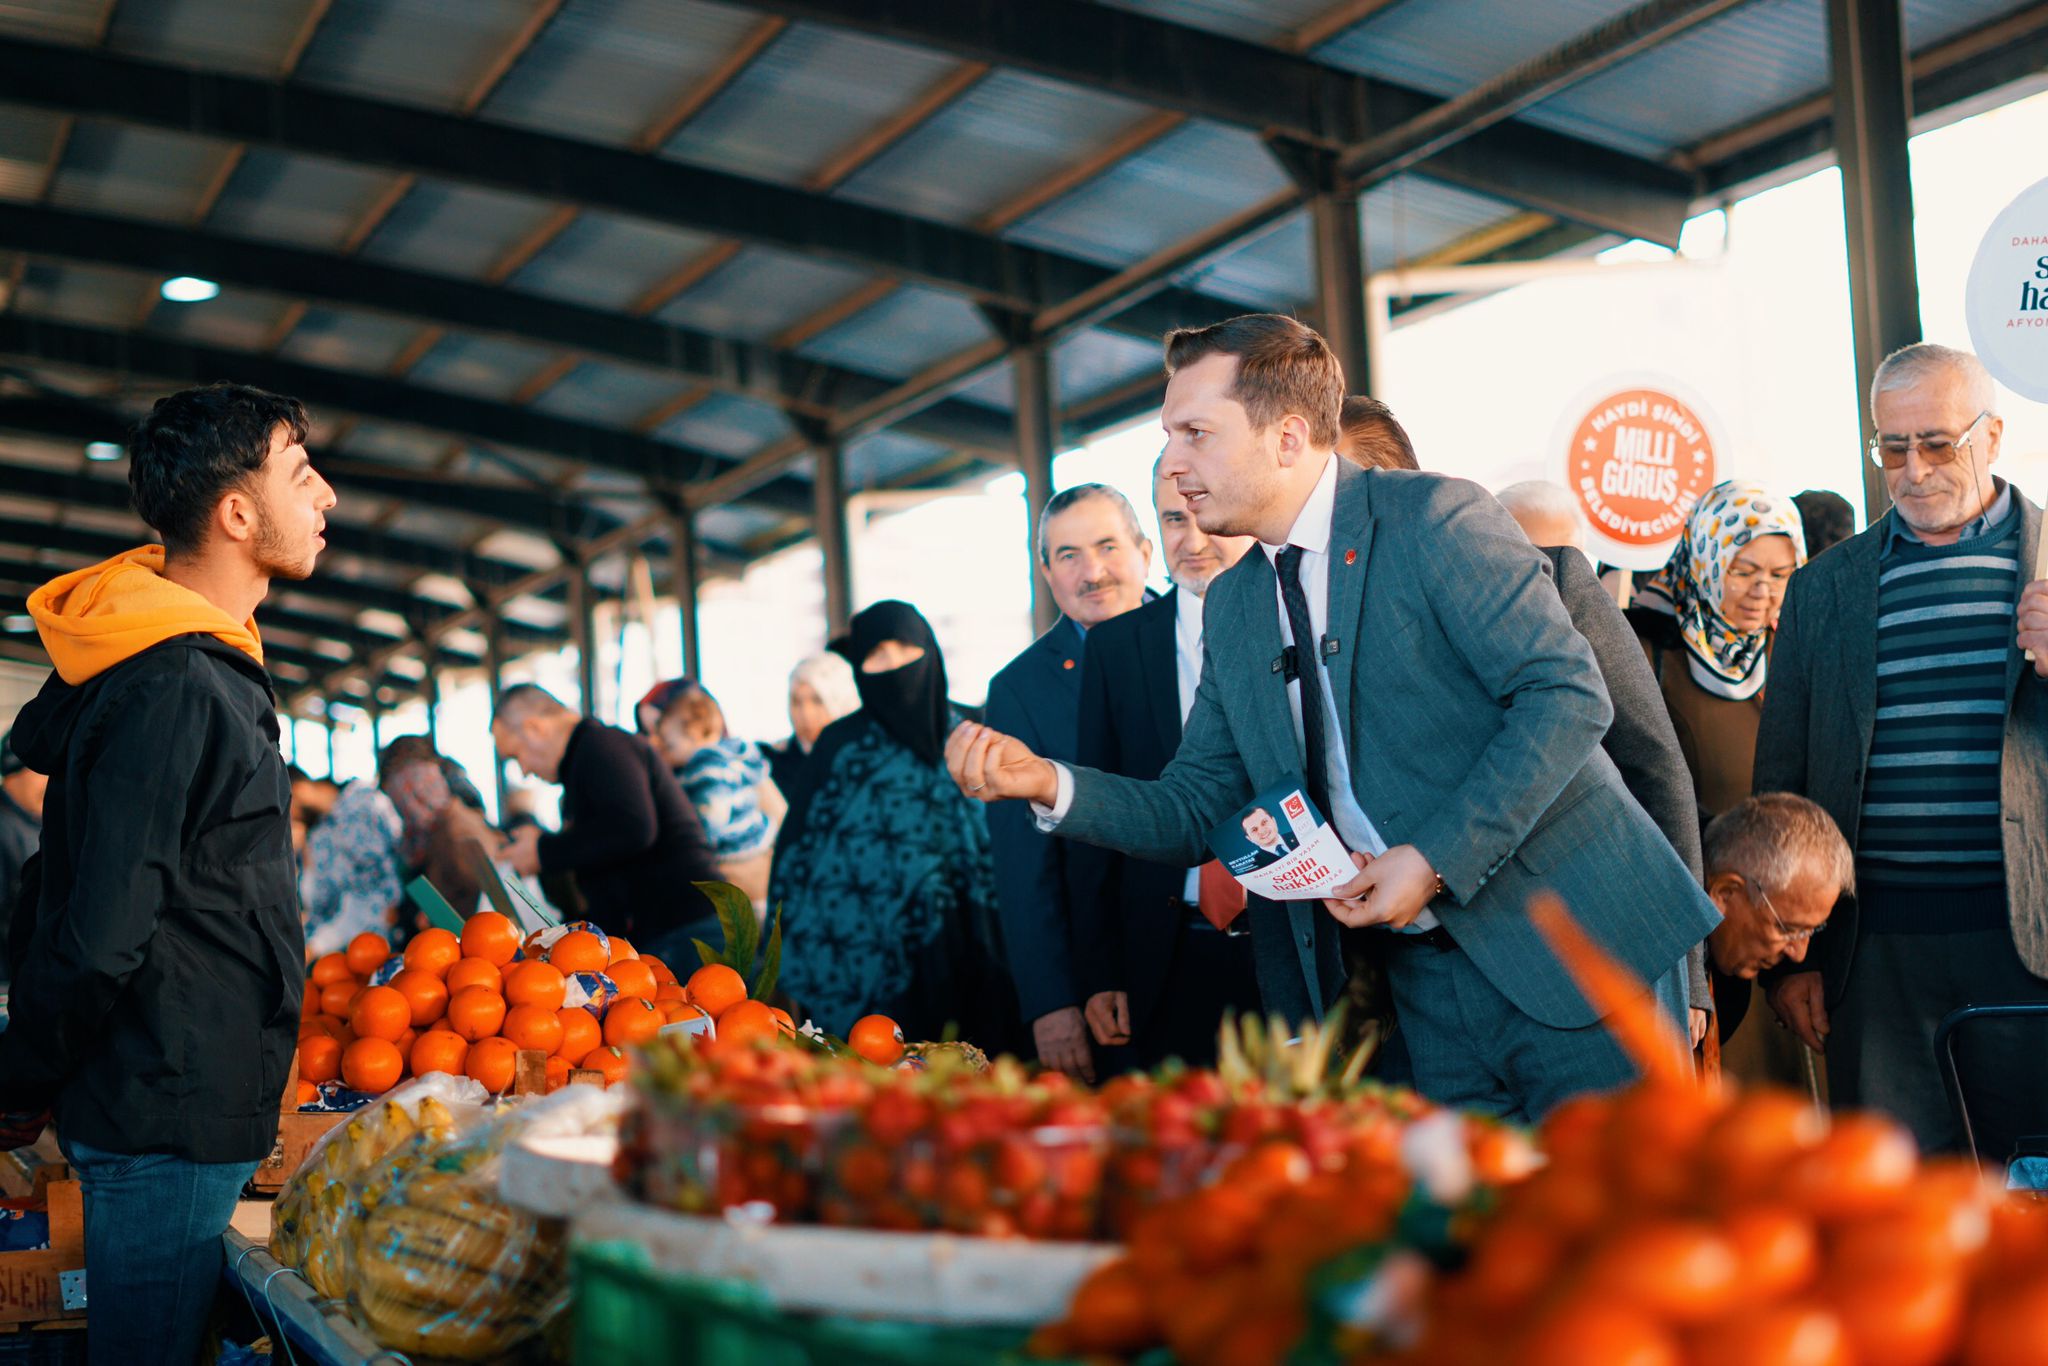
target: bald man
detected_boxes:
[1497,480,1587,554]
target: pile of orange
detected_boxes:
[295,915,759,1097]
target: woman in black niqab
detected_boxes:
[846,601,950,766]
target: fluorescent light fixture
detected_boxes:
[160,276,220,303]
[1,615,32,633]
[84,441,122,462]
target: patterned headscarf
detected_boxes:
[1636,480,1807,701]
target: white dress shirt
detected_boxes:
[1174,584,1207,902]
[1038,455,1432,929]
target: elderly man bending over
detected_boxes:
[1701,793,1852,983]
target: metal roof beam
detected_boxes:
[0,202,1022,458]
[0,36,1117,310]
[733,0,1695,243]
[0,315,814,516]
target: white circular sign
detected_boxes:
[1548,373,1727,571]
[1966,175,2048,403]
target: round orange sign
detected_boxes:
[1563,385,1719,569]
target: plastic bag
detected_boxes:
[341,1085,615,1359]
[271,1072,489,1298]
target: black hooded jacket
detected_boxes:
[0,636,302,1162]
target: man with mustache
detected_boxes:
[986,484,1153,1082]
[1065,462,1260,1073]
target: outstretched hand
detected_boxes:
[945,722,1059,807]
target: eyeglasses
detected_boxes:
[1749,878,1824,945]
[1867,410,1990,469]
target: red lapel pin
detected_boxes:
[1062,658,1074,670]
[1344,549,1357,566]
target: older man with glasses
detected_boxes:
[1702,794,1851,982]
[1755,341,2048,1160]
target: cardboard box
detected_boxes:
[0,1180,84,1326]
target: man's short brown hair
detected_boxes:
[1163,314,1345,449]
[1338,395,1419,471]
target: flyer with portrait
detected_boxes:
[1206,777,1354,901]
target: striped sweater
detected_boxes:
[1857,498,2021,905]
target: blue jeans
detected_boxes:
[59,1137,257,1366]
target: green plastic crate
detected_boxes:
[572,1239,1063,1366]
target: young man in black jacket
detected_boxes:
[0,383,335,1365]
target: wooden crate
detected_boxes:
[0,1181,84,1327]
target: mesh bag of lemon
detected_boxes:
[270,1072,491,1298]
[339,1084,624,1361]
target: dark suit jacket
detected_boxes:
[985,618,1087,1024]
[1754,493,2048,1005]
[1058,464,1719,1029]
[1065,589,1207,1034]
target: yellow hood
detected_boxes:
[28,545,264,685]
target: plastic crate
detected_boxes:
[572,1239,1058,1366]
[0,1327,85,1366]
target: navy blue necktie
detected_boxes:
[1274,545,1330,817]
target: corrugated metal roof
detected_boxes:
[846,428,948,489]
[482,0,768,148]
[528,360,686,426]
[661,21,961,185]
[1094,0,1338,46]
[331,420,450,470]
[509,211,717,311]
[46,121,235,224]
[297,0,541,113]
[14,261,154,328]
[795,285,992,380]
[1055,329,1162,406]
[834,70,1151,227]
[206,152,399,252]
[0,105,67,201]
[281,307,423,374]
[0,0,111,44]
[1004,120,1294,268]
[106,0,324,77]
[655,246,874,342]
[147,285,296,351]
[405,332,564,403]
[358,180,565,279]
[654,391,793,458]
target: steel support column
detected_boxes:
[567,556,598,718]
[812,440,853,639]
[485,612,512,820]
[323,696,337,779]
[1309,187,1370,395]
[672,509,703,678]
[421,641,442,750]
[1013,341,1059,635]
[1828,0,1921,525]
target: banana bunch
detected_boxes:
[348,1161,567,1360]
[271,1095,464,1288]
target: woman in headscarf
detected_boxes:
[770,602,1021,1052]
[765,651,861,796]
[1628,480,1808,825]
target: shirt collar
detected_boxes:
[1174,582,1205,639]
[1066,616,1088,647]
[1883,477,2014,554]
[1260,453,1339,566]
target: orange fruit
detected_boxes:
[298,1033,343,1084]
[603,997,663,1049]
[544,1054,571,1093]
[503,1003,564,1054]
[309,953,354,987]
[348,985,412,1042]
[848,1014,905,1066]
[607,936,636,964]
[445,958,503,997]
[607,958,657,1002]
[410,1029,469,1079]
[1963,1274,2048,1366]
[344,931,390,979]
[664,1001,711,1027]
[687,963,748,1019]
[1577,1219,1740,1324]
[447,985,508,1042]
[548,930,608,975]
[582,1045,629,1086]
[653,981,687,1006]
[459,911,521,966]
[465,1036,519,1094]
[341,1037,404,1094]
[1779,1113,1918,1219]
[1723,1206,1820,1301]
[716,999,780,1046]
[319,979,363,1018]
[1826,1268,1964,1366]
[300,987,321,1019]
[1691,1303,1851,1366]
[402,927,462,978]
[301,1014,348,1042]
[295,1079,318,1106]
[643,954,677,987]
[388,968,450,1028]
[505,961,567,1011]
[556,1007,602,1064]
[1519,1298,1680,1366]
[1062,1261,1156,1354]
[769,1007,795,1037]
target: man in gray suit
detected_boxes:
[1758,342,2048,1158]
[949,314,1718,1121]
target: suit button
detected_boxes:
[1301,931,1313,947]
